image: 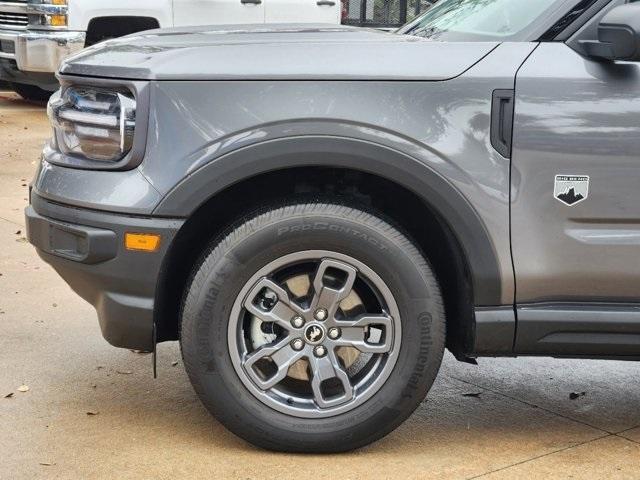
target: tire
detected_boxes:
[180,202,445,452]
[11,83,53,102]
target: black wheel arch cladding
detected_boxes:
[154,136,501,307]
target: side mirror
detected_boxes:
[581,3,640,61]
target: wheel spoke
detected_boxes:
[333,313,394,354]
[244,277,304,330]
[309,349,354,408]
[242,336,304,390]
[310,259,357,316]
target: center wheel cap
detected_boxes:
[304,323,326,345]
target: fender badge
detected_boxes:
[554,175,589,206]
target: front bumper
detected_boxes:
[26,192,184,350]
[0,28,85,73]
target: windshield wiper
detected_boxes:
[412,25,442,39]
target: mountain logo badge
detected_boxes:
[554,175,589,206]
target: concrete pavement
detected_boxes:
[1,91,639,480]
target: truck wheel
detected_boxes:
[180,202,445,452]
[11,83,52,102]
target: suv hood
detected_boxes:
[59,24,498,81]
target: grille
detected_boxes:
[0,12,29,28]
[342,0,434,28]
[0,39,15,53]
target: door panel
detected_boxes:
[511,42,640,304]
[265,0,340,23]
[173,0,265,26]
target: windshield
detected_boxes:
[400,0,568,41]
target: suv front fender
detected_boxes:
[153,135,502,307]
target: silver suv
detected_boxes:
[26,0,640,452]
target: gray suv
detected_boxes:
[25,0,640,452]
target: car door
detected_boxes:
[510,0,640,355]
[173,0,265,26]
[265,0,340,23]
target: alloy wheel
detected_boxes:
[228,250,402,418]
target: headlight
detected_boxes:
[48,86,136,162]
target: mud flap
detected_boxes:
[152,322,157,379]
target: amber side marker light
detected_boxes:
[49,0,68,27]
[49,15,68,26]
[125,233,161,252]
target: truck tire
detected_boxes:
[11,83,52,102]
[180,202,445,452]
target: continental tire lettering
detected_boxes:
[402,311,433,399]
[196,257,235,367]
[277,223,388,251]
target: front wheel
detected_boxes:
[180,202,445,452]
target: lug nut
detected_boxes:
[328,327,341,340]
[314,345,327,357]
[291,339,305,351]
[314,308,328,321]
[259,289,278,311]
[291,316,305,328]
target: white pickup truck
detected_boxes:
[0,0,341,100]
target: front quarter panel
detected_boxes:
[142,42,538,307]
